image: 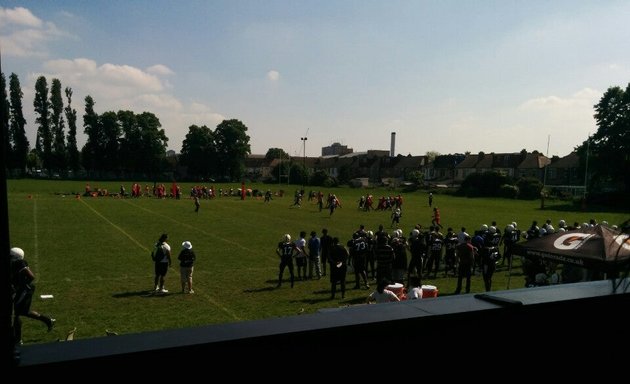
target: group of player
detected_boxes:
[274,216,615,298]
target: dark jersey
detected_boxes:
[11,259,32,289]
[445,235,458,255]
[277,242,295,260]
[178,248,196,267]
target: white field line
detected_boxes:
[79,198,149,251]
[80,199,240,320]
[122,199,276,262]
[31,198,40,272]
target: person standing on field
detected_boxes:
[276,234,296,288]
[152,233,172,293]
[178,241,196,293]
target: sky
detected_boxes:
[2,1,629,158]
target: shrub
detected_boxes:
[515,177,543,200]
[499,184,519,199]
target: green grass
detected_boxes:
[7,179,629,344]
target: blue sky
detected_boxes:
[2,1,629,157]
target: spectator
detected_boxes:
[178,241,196,294]
[152,233,172,293]
[308,231,322,279]
[320,228,333,276]
[455,236,475,294]
[367,279,400,304]
[407,275,423,300]
[329,237,349,299]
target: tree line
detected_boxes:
[1,72,251,180]
[1,72,628,197]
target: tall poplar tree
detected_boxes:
[9,73,29,174]
[33,76,51,172]
[65,87,80,173]
[50,78,66,173]
[81,95,100,175]
[1,73,10,169]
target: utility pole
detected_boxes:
[300,136,308,191]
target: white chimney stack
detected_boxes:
[390,132,396,157]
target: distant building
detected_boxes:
[322,142,353,156]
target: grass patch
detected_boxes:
[8,180,629,344]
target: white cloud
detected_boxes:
[0,6,42,28]
[134,94,183,111]
[147,64,175,76]
[42,58,165,96]
[0,7,67,57]
[519,88,600,110]
[267,70,280,81]
[30,58,225,151]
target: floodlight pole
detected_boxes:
[584,135,590,199]
[300,136,307,190]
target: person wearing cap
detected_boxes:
[153,233,172,293]
[10,247,55,345]
[178,241,196,294]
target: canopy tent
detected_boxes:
[512,225,630,273]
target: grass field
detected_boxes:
[7,179,629,344]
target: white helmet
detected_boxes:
[391,230,399,238]
[480,224,488,232]
[411,229,420,238]
[10,247,24,260]
[283,234,291,243]
[546,225,555,234]
[505,224,514,232]
[366,230,374,238]
[489,226,497,234]
[601,221,609,226]
[558,227,566,232]
[558,219,566,228]
[539,228,547,236]
[512,222,517,228]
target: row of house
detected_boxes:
[244,149,582,188]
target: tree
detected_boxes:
[179,124,216,179]
[81,95,100,175]
[337,164,351,185]
[99,111,121,174]
[265,147,289,160]
[136,112,168,178]
[33,76,52,172]
[9,73,29,174]
[576,83,630,193]
[64,87,80,172]
[1,73,10,170]
[425,150,440,163]
[214,119,251,181]
[49,78,67,173]
[458,171,513,198]
[117,110,140,176]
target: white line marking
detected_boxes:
[32,198,40,271]
[123,200,275,261]
[81,199,240,320]
[79,198,149,252]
